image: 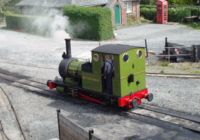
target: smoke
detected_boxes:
[21,4,91,41]
[22,8,71,40]
[69,21,90,38]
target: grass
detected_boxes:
[192,70,200,74]
[160,70,165,74]
[186,22,200,30]
[126,16,151,26]
[147,61,200,75]
[158,61,170,67]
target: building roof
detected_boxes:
[74,0,108,6]
[92,44,144,55]
[16,0,109,8]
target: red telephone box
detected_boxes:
[156,0,168,24]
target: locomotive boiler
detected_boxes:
[47,39,153,109]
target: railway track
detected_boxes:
[1,60,200,79]
[147,72,200,79]
[0,71,200,135]
[0,121,9,140]
[0,60,57,70]
[0,87,26,140]
[0,71,59,99]
[129,104,200,134]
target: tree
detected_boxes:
[0,0,11,10]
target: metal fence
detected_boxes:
[145,38,200,64]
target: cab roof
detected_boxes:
[92,44,144,55]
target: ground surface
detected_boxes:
[0,24,200,139]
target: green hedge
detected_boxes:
[190,7,200,16]
[141,6,199,23]
[6,14,53,36]
[168,7,191,22]
[168,0,195,5]
[6,14,33,30]
[63,5,113,40]
[140,7,156,21]
[0,11,4,17]
[141,0,195,5]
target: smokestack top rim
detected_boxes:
[65,38,71,41]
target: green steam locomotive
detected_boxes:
[47,39,153,109]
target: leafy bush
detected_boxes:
[188,22,200,29]
[5,13,52,36]
[0,10,4,17]
[141,0,156,5]
[140,7,156,21]
[190,7,200,16]
[168,7,191,22]
[168,0,195,5]
[6,12,68,37]
[6,14,34,31]
[63,5,113,40]
[141,0,195,5]
[141,6,193,22]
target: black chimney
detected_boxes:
[65,38,71,58]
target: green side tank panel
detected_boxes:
[82,72,102,92]
[56,86,64,93]
[119,49,145,76]
[82,52,103,92]
[67,59,85,77]
[113,48,146,97]
[111,55,121,96]
[81,47,146,96]
[64,77,79,87]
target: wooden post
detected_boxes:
[89,129,94,140]
[165,37,170,62]
[57,109,61,140]
[168,46,170,62]
[193,45,198,62]
[165,37,168,47]
[145,39,148,58]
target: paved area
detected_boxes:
[0,24,200,139]
[116,24,200,53]
[0,88,24,140]
[1,80,200,140]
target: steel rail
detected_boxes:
[0,60,57,70]
[1,71,200,134]
[0,121,9,140]
[1,59,200,79]
[0,87,26,140]
[130,105,200,134]
[0,71,64,100]
[147,72,200,79]
[140,103,200,123]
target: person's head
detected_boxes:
[105,55,111,61]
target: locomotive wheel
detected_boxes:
[132,99,138,108]
[147,93,153,102]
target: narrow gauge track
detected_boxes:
[0,71,200,135]
[129,104,200,134]
[147,72,200,79]
[1,60,200,79]
[0,87,26,140]
[0,121,9,140]
[0,60,57,70]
